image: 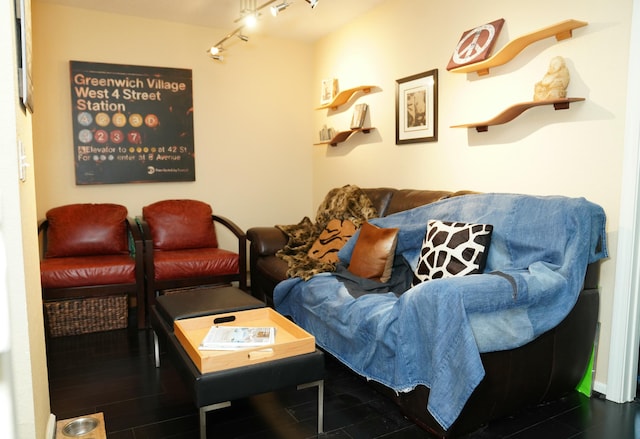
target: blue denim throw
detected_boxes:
[274,193,607,430]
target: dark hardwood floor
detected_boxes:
[47,316,640,439]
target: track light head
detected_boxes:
[237,33,249,42]
[210,54,224,61]
[305,0,319,8]
[271,1,290,16]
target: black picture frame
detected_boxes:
[395,69,438,144]
[15,0,33,113]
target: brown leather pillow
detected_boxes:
[308,219,357,263]
[348,222,399,282]
[143,199,218,251]
[45,203,129,258]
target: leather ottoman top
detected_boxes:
[156,286,265,326]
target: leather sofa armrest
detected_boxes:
[247,227,287,256]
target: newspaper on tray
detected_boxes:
[199,326,276,351]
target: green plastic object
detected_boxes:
[576,347,595,396]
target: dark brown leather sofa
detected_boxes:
[246,187,600,437]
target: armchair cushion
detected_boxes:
[40,254,136,289]
[143,200,218,251]
[45,203,129,258]
[153,247,239,281]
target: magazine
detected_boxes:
[350,103,368,129]
[199,326,276,351]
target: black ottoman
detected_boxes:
[152,286,265,366]
[150,287,324,439]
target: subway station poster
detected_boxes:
[70,61,195,184]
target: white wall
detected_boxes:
[312,0,631,389]
[1,0,50,437]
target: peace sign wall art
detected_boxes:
[447,19,505,71]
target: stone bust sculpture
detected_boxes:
[533,56,570,101]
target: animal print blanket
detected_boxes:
[276,185,378,280]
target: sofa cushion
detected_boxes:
[45,203,129,258]
[348,222,399,282]
[412,220,493,285]
[308,219,357,263]
[143,199,218,251]
[383,190,453,216]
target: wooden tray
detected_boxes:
[174,308,316,373]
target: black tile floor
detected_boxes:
[47,323,640,439]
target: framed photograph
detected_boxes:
[350,103,368,129]
[395,69,438,144]
[320,78,338,105]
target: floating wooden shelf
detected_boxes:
[314,128,374,146]
[315,85,376,110]
[449,19,588,76]
[451,98,585,132]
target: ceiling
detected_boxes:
[35,0,387,43]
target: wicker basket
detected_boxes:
[44,295,128,337]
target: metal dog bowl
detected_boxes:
[62,417,99,436]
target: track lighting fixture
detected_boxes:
[270,1,291,16]
[208,0,319,62]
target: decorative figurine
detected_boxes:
[533,56,570,101]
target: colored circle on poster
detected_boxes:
[95,112,110,127]
[136,147,142,153]
[129,113,143,127]
[127,130,142,144]
[144,114,159,128]
[129,147,135,153]
[77,112,93,126]
[112,113,127,127]
[95,129,109,144]
[110,130,124,144]
[78,129,93,143]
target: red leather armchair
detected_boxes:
[39,203,146,330]
[137,199,247,322]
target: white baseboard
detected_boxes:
[593,380,607,397]
[45,413,56,439]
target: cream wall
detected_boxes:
[2,0,50,438]
[312,0,631,389]
[32,3,315,252]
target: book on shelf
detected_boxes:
[199,326,276,351]
[350,103,368,129]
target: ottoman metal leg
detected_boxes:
[199,401,231,439]
[153,330,160,368]
[298,380,324,434]
[197,380,324,438]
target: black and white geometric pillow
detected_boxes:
[412,220,493,286]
